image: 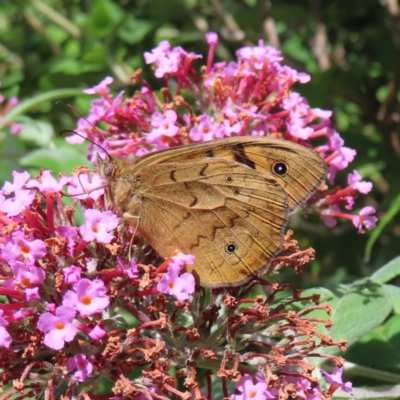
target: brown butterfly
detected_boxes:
[98,137,326,288]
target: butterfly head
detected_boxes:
[97,153,116,181]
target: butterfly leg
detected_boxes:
[123,213,141,260]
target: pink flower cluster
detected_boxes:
[231,368,352,400]
[0,169,117,352]
[0,33,365,398]
[0,168,196,388]
[69,33,376,233]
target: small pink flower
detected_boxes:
[63,278,110,316]
[0,171,30,194]
[104,91,125,121]
[83,76,113,95]
[0,310,12,348]
[321,367,353,394]
[66,354,93,382]
[37,306,77,350]
[2,231,47,266]
[66,118,90,144]
[25,287,40,301]
[118,257,138,279]
[157,263,195,301]
[347,170,373,194]
[206,32,218,45]
[320,205,341,228]
[79,209,118,244]
[89,325,106,340]
[4,261,46,289]
[237,41,283,70]
[170,251,195,269]
[231,374,268,400]
[352,206,378,233]
[295,378,322,400]
[189,115,225,141]
[146,110,180,143]
[144,40,171,64]
[68,173,105,200]
[26,170,72,194]
[63,266,82,285]
[0,189,35,217]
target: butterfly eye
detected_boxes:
[225,242,238,254]
[272,162,288,176]
[226,176,233,182]
[103,163,114,177]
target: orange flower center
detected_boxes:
[21,277,32,288]
[249,391,256,398]
[55,321,65,330]
[81,296,92,306]
[92,226,99,233]
[168,281,175,289]
[203,127,210,133]
[21,245,30,255]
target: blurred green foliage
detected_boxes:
[1,0,400,391]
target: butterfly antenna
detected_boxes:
[59,129,112,161]
[56,101,112,161]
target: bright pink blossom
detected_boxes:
[66,354,93,382]
[4,261,46,289]
[189,114,225,141]
[63,266,82,285]
[89,325,106,340]
[83,76,113,95]
[26,170,72,193]
[25,286,40,301]
[68,173,105,200]
[352,206,378,232]
[0,189,35,216]
[321,367,353,394]
[146,110,180,144]
[2,231,47,266]
[231,374,268,400]
[348,170,373,194]
[79,209,118,244]
[0,171,30,194]
[157,262,195,301]
[62,278,110,316]
[37,306,77,350]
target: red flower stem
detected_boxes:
[75,240,89,254]
[0,288,25,300]
[21,209,47,236]
[45,193,55,234]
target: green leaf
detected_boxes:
[20,147,90,176]
[2,88,85,120]
[16,118,54,147]
[371,256,400,284]
[385,285,400,315]
[89,0,124,38]
[326,279,392,352]
[345,315,400,376]
[365,193,400,260]
[117,16,153,44]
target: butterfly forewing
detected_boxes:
[132,137,326,213]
